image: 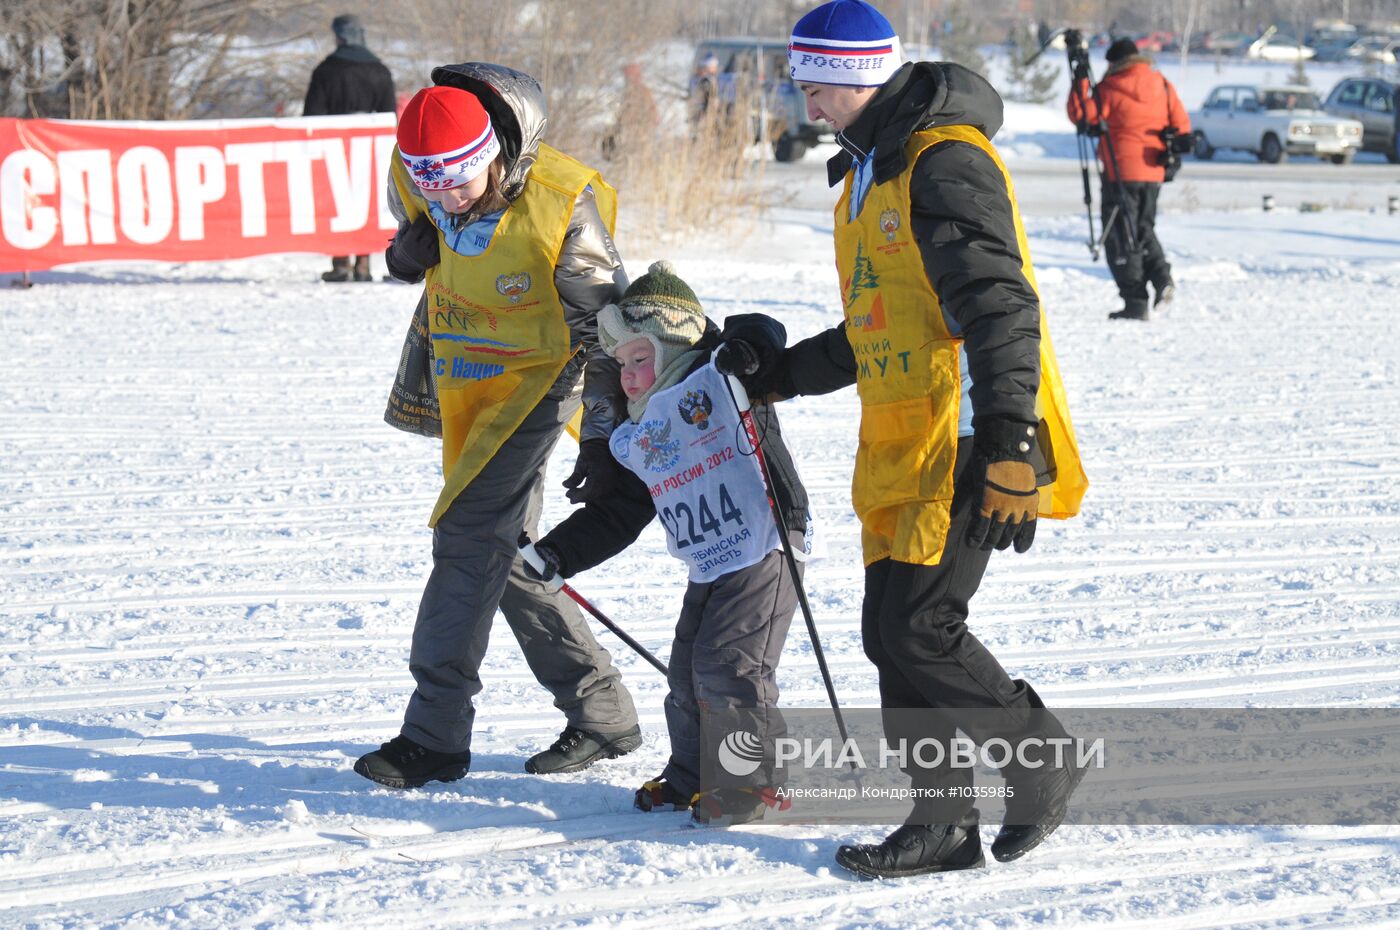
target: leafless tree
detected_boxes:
[0,0,311,120]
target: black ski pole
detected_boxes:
[718,368,851,747]
[520,543,669,676]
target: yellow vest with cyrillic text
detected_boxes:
[834,125,1087,566]
[391,144,618,525]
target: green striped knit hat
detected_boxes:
[598,260,706,372]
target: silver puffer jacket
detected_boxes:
[385,62,627,443]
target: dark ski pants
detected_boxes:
[1101,180,1171,312]
[661,543,801,797]
[861,442,1068,823]
[401,392,638,755]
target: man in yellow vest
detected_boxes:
[758,0,1090,877]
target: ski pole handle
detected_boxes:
[519,541,564,594]
[519,535,669,676]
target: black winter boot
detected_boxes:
[321,256,351,282]
[525,724,642,775]
[1108,299,1150,321]
[1153,279,1175,308]
[353,734,471,789]
[352,255,372,282]
[835,810,984,878]
[991,757,1088,862]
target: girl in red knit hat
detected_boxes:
[357,63,642,789]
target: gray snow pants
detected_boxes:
[401,392,638,755]
[661,542,801,796]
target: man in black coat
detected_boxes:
[761,0,1088,879]
[304,14,396,282]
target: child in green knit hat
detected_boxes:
[596,260,709,419]
[525,261,816,825]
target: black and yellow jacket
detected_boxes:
[774,60,1039,427]
[772,61,1086,566]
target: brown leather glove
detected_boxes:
[966,419,1040,553]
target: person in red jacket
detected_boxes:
[1066,37,1190,321]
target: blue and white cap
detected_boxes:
[789,0,903,87]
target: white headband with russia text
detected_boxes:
[788,33,903,86]
[399,122,501,191]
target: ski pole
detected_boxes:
[717,368,851,747]
[520,542,669,676]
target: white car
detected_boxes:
[1191,84,1364,164]
[1344,36,1400,64]
[1246,35,1316,60]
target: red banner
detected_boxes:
[0,114,399,273]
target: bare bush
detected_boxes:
[373,0,776,239]
[604,84,778,245]
[0,0,309,120]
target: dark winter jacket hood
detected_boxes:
[828,60,1005,187]
[430,62,547,202]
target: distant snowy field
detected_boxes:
[4,82,1400,928]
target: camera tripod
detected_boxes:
[1028,28,1138,264]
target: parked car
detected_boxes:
[691,38,831,162]
[1132,31,1177,53]
[1195,31,1255,55]
[1246,34,1316,61]
[1307,20,1360,48]
[1191,84,1364,163]
[1324,77,1400,162]
[1311,37,1363,62]
[1342,35,1400,64]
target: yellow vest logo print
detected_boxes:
[844,241,880,310]
[879,208,900,242]
[495,272,532,303]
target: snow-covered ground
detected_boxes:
[4,85,1400,928]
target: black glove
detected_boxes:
[715,338,761,377]
[965,418,1040,554]
[519,538,565,593]
[561,438,621,504]
[717,313,787,392]
[384,214,440,283]
[1072,60,1091,84]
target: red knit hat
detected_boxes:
[397,86,501,191]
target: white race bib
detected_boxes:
[610,364,782,582]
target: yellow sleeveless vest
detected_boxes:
[833,125,1087,566]
[391,144,618,525]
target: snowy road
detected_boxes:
[770,143,1400,216]
[4,187,1400,927]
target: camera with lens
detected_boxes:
[1158,127,1194,156]
[1157,127,1193,180]
[1064,29,1091,77]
